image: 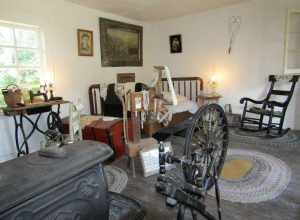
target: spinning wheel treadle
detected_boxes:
[156,104,229,220]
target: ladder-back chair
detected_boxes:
[240,75,299,137]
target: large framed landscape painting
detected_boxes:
[99,18,143,67]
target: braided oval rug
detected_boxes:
[209,149,291,203]
[104,165,128,193]
[229,128,300,147]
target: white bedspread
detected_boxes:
[165,100,199,114]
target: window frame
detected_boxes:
[0,21,45,88]
[284,10,300,74]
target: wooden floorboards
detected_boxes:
[112,135,300,220]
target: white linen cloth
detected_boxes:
[165,100,199,114]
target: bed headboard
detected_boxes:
[161,77,203,101]
[88,77,203,115]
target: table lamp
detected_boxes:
[209,75,218,95]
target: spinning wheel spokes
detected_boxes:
[184,104,229,190]
[156,104,228,220]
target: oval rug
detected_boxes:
[104,165,128,193]
[229,128,300,147]
[209,149,291,203]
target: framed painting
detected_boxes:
[117,73,136,83]
[99,18,143,67]
[169,34,182,53]
[77,29,94,56]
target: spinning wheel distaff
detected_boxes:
[156,104,229,220]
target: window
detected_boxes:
[284,10,300,74]
[0,21,44,106]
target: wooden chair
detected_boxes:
[240,75,299,137]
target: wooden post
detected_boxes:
[130,92,142,143]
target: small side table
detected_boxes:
[226,113,241,127]
[196,93,222,105]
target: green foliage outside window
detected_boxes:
[0,26,42,107]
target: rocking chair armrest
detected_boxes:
[240,97,265,105]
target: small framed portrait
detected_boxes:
[77,29,93,56]
[169,34,182,53]
[131,92,144,112]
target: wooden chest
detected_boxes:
[63,116,133,158]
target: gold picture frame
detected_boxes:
[77,29,94,56]
[99,18,143,67]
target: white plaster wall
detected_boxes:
[1,0,300,162]
[146,0,300,129]
[0,0,153,161]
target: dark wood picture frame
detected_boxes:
[99,18,143,67]
[117,73,136,83]
[169,34,182,53]
[77,29,94,56]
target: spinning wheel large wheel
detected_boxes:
[184,104,229,191]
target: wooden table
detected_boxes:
[196,93,222,105]
[1,100,69,156]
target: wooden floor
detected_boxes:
[112,133,300,220]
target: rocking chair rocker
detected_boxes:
[240,75,299,137]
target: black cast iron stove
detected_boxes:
[0,141,145,220]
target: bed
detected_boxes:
[88,76,203,136]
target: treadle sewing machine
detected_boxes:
[156,104,229,220]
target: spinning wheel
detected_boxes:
[47,111,63,132]
[156,104,229,220]
[184,103,229,191]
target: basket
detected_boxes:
[2,85,23,108]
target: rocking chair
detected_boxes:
[240,75,299,137]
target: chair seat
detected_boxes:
[248,107,283,117]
